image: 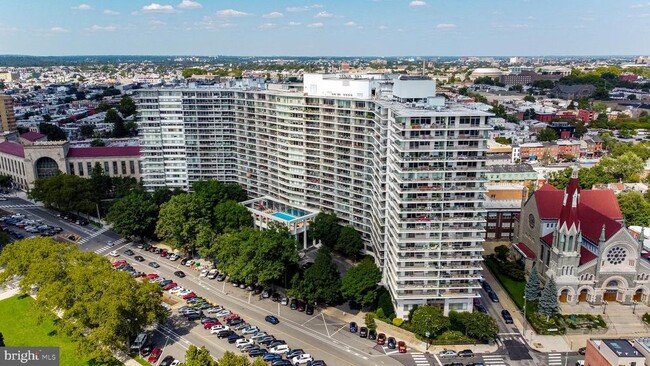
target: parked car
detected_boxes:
[387,337,396,350]
[398,341,407,353]
[148,262,160,268]
[124,249,134,256]
[216,273,227,281]
[376,333,386,345]
[217,330,234,339]
[270,344,290,354]
[263,353,282,362]
[286,349,304,359]
[359,327,368,338]
[501,309,513,324]
[439,350,458,358]
[207,269,219,279]
[108,251,119,257]
[147,348,162,363]
[248,348,267,358]
[174,270,186,278]
[265,315,280,325]
[182,292,197,300]
[488,291,499,303]
[134,255,145,262]
[290,298,298,310]
[349,322,358,333]
[458,349,474,357]
[291,354,313,365]
[305,304,314,315]
[139,345,153,357]
[159,356,175,366]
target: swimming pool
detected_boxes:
[272,212,296,221]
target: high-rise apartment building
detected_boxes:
[137,74,490,317]
[0,94,17,133]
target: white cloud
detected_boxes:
[631,2,650,8]
[315,11,333,18]
[72,4,92,10]
[141,3,175,14]
[288,21,302,26]
[263,11,283,18]
[259,23,276,29]
[378,25,388,30]
[344,21,357,27]
[307,22,324,28]
[103,9,120,15]
[198,16,235,30]
[409,0,426,7]
[0,24,18,33]
[436,23,456,29]
[50,26,70,33]
[178,0,202,9]
[88,25,117,32]
[149,20,166,27]
[286,4,323,12]
[216,9,250,17]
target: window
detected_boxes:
[606,247,627,265]
[87,162,92,175]
[121,161,127,175]
[129,161,135,174]
[69,163,75,175]
[113,161,118,175]
[78,162,84,176]
[104,161,109,174]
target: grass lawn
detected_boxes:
[134,357,149,366]
[0,294,121,366]
[484,256,526,309]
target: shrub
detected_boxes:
[437,330,465,341]
[375,308,386,320]
[392,318,404,327]
[643,313,650,325]
[365,312,377,331]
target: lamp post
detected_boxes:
[603,300,608,314]
[523,295,527,340]
[425,331,431,351]
[633,300,638,315]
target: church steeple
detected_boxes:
[558,166,581,232]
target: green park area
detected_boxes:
[0,294,120,366]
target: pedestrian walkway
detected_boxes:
[498,333,526,344]
[78,226,112,245]
[547,353,563,366]
[482,354,507,366]
[94,238,129,254]
[411,352,430,366]
[0,203,38,209]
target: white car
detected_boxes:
[169,287,186,294]
[241,326,259,335]
[185,259,195,267]
[207,269,219,279]
[210,325,229,333]
[169,253,179,261]
[107,241,114,246]
[108,251,119,257]
[215,310,231,317]
[236,339,253,348]
[178,289,192,296]
[199,269,209,277]
[291,354,313,365]
[439,350,458,358]
[270,344,290,354]
[250,332,268,341]
[206,306,224,314]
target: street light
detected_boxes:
[523,295,527,340]
[603,300,608,314]
[425,331,431,351]
[633,300,638,314]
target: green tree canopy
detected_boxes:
[410,305,450,339]
[525,267,540,301]
[538,277,559,320]
[341,257,382,306]
[295,247,341,304]
[184,345,217,366]
[213,200,253,234]
[117,95,136,117]
[156,193,210,253]
[106,109,128,138]
[79,124,95,138]
[537,128,558,142]
[523,95,536,102]
[310,212,341,249]
[462,312,499,342]
[29,174,95,213]
[335,226,363,259]
[107,190,158,240]
[38,122,67,141]
[494,136,512,145]
[599,152,644,182]
[0,237,167,360]
[182,68,208,78]
[618,191,650,227]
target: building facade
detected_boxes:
[514,173,650,306]
[137,74,491,317]
[0,94,17,133]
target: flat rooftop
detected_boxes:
[602,339,641,357]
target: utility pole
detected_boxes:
[523,295,527,340]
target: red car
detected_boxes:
[112,260,127,267]
[203,321,220,329]
[162,282,177,291]
[182,292,197,300]
[376,333,386,345]
[146,273,159,279]
[160,250,168,257]
[398,341,407,353]
[224,313,240,321]
[147,348,162,363]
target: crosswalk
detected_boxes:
[411,352,429,366]
[0,204,38,209]
[482,354,507,366]
[497,333,526,343]
[548,353,563,366]
[94,238,129,254]
[78,226,111,245]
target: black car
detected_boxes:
[249,348,266,357]
[148,262,160,268]
[488,291,499,303]
[227,318,244,327]
[174,270,186,278]
[216,273,226,281]
[290,298,298,310]
[368,330,377,340]
[159,356,175,366]
[458,349,474,358]
[227,334,243,344]
[134,255,144,262]
[200,317,218,324]
[265,315,280,325]
[254,286,264,295]
[578,347,586,355]
[186,312,201,321]
[305,304,314,315]
[501,309,513,324]
[286,349,304,359]
[124,249,134,256]
[271,292,281,302]
[180,257,191,265]
[359,327,368,338]
[139,344,153,357]
[387,337,396,349]
[217,330,234,339]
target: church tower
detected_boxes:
[550,168,582,280]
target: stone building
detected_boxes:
[513,170,650,306]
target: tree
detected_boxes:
[538,277,559,320]
[184,345,217,366]
[617,191,650,227]
[192,179,248,220]
[525,267,540,301]
[43,114,52,122]
[409,305,450,339]
[29,174,95,213]
[335,226,363,259]
[90,138,105,147]
[463,312,499,342]
[79,124,95,138]
[600,152,645,182]
[0,175,12,188]
[182,68,208,78]
[537,128,558,142]
[523,95,536,102]
[494,136,512,145]
[38,123,67,141]
[376,287,396,319]
[310,212,341,248]
[489,104,507,119]
[89,162,112,201]
[96,103,112,112]
[117,95,136,117]
[156,193,209,253]
[365,312,377,331]
[494,245,509,262]
[106,109,127,138]
[567,101,576,110]
[75,91,86,100]
[341,257,382,307]
[0,238,167,359]
[295,247,341,304]
[213,200,253,234]
[107,191,158,240]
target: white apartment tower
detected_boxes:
[137,74,490,318]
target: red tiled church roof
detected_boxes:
[0,141,25,158]
[67,146,140,158]
[559,176,580,229]
[581,190,623,220]
[514,242,537,259]
[579,246,598,265]
[20,131,46,142]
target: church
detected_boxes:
[513,170,650,306]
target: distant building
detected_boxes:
[578,109,598,124]
[485,184,526,242]
[548,121,576,140]
[0,94,17,133]
[619,72,639,82]
[0,71,19,83]
[486,164,537,185]
[550,84,596,99]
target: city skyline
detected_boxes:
[0,0,649,57]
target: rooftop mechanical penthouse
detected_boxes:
[137,74,491,318]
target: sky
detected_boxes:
[0,0,648,57]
